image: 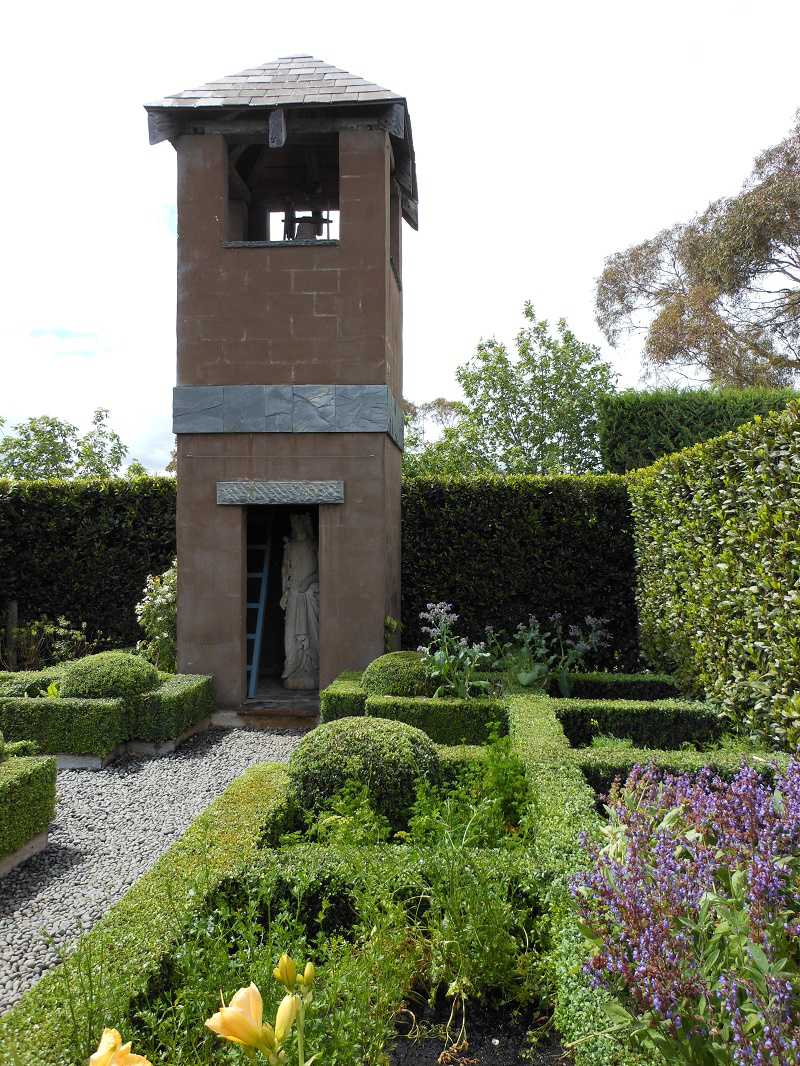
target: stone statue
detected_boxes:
[280,513,320,689]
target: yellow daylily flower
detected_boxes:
[89,1028,152,1066]
[205,983,276,1051]
[301,962,315,991]
[273,952,298,989]
[275,993,300,1043]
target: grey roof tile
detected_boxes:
[147,54,402,110]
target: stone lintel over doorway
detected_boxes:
[216,480,345,506]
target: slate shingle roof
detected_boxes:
[147,54,402,109]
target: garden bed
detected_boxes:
[0,671,215,764]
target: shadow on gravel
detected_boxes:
[0,843,86,916]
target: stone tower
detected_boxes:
[146,55,417,707]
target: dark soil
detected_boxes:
[390,994,570,1066]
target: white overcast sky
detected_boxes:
[2,0,799,470]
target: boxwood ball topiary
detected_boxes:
[361,651,434,697]
[288,716,441,826]
[60,651,160,700]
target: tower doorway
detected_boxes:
[245,505,319,700]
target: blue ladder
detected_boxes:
[245,538,271,699]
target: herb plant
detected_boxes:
[417,602,492,699]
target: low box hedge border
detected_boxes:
[574,745,788,795]
[0,754,56,860]
[365,694,509,744]
[0,674,215,757]
[0,696,128,758]
[554,697,720,749]
[0,762,294,1066]
[508,691,644,1066]
[319,671,366,721]
[0,666,64,698]
[549,671,679,701]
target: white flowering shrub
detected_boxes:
[135,558,177,672]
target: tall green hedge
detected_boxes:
[0,477,176,645]
[628,401,800,747]
[402,475,639,669]
[598,387,796,473]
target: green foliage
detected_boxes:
[288,716,442,827]
[0,764,293,1066]
[4,739,39,756]
[361,650,433,697]
[505,613,610,693]
[0,476,176,647]
[0,408,135,479]
[319,671,367,721]
[134,559,177,671]
[0,615,96,671]
[0,755,56,859]
[554,698,722,749]
[549,672,679,701]
[0,666,64,697]
[402,475,639,668]
[0,674,214,756]
[507,692,641,1066]
[628,401,800,747]
[598,387,795,472]
[596,111,800,384]
[129,674,214,743]
[365,694,508,744]
[60,651,160,700]
[404,303,616,477]
[574,746,785,796]
[0,695,128,757]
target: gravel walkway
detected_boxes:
[0,727,303,1015]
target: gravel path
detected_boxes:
[0,727,303,1015]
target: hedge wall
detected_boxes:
[0,477,176,645]
[0,755,56,859]
[402,476,639,670]
[628,401,800,748]
[598,387,796,473]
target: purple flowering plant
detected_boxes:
[572,762,800,1065]
[417,602,492,699]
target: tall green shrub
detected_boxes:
[0,477,176,645]
[628,402,800,747]
[599,387,795,473]
[402,475,639,670]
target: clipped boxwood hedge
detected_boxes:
[60,651,160,700]
[0,754,56,859]
[402,475,639,669]
[629,401,800,747]
[598,386,796,473]
[548,671,679,701]
[0,695,128,758]
[554,697,721,749]
[319,671,367,721]
[129,674,214,743]
[365,694,508,744]
[573,746,788,795]
[0,674,215,757]
[0,667,64,697]
[0,762,293,1066]
[288,717,441,827]
[361,651,434,697]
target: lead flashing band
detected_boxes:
[173,384,404,449]
[217,480,345,506]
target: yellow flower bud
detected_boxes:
[274,992,300,1043]
[302,962,316,990]
[273,952,298,989]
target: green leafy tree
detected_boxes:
[404,303,616,476]
[0,407,137,479]
[596,110,800,385]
